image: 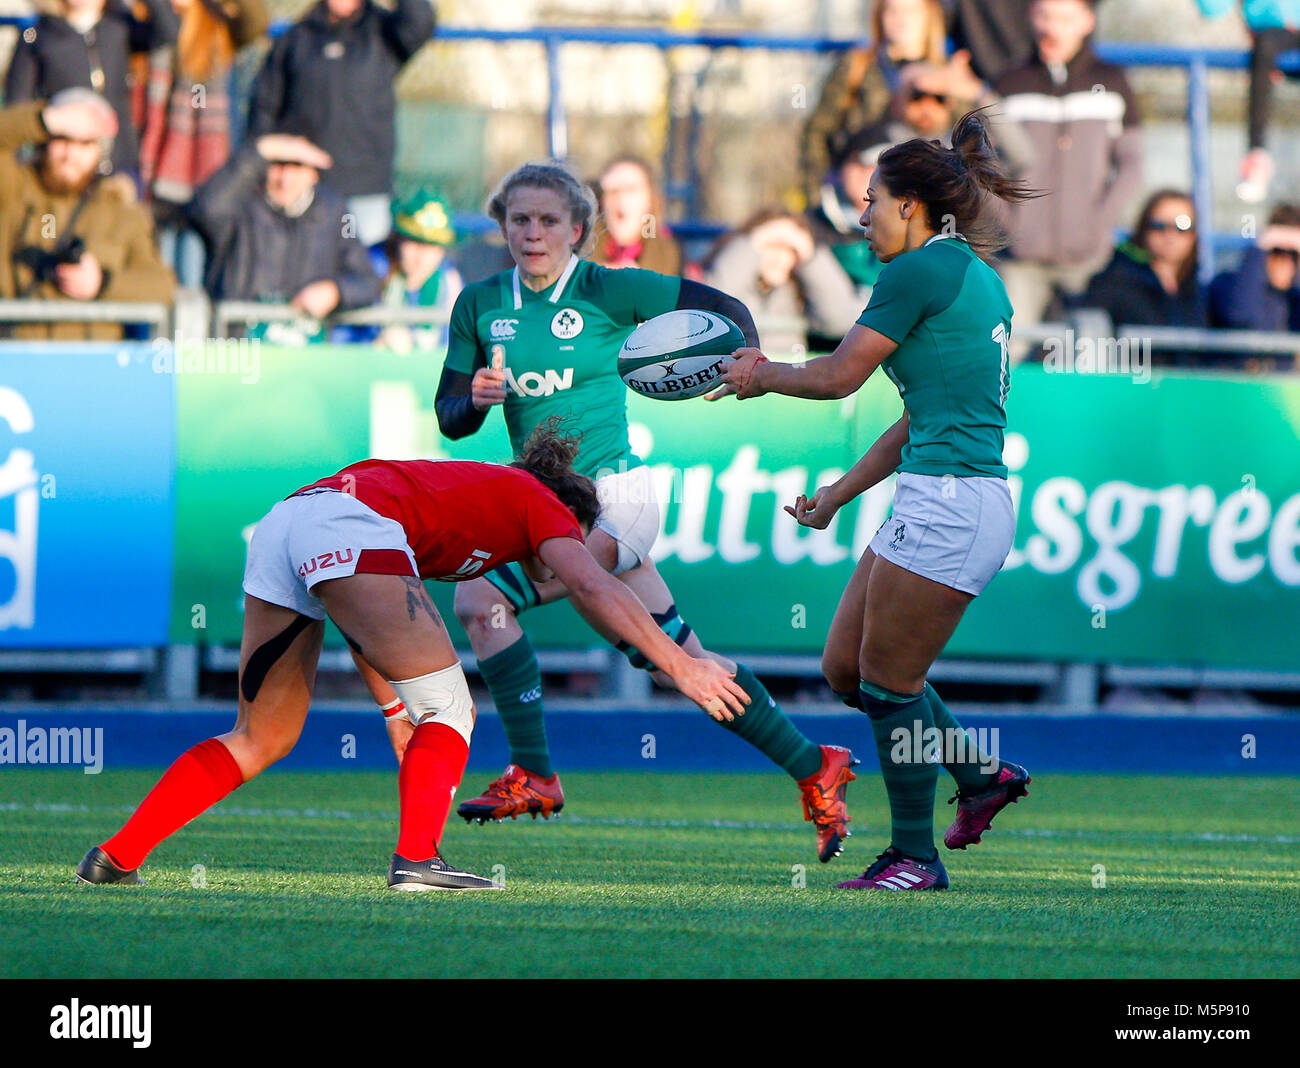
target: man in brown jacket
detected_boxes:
[0,89,175,340]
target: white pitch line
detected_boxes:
[4,800,1299,846]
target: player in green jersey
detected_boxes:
[359,159,859,864]
[715,112,1038,890]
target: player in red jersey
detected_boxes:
[76,428,748,891]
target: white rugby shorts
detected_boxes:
[242,489,418,619]
[869,472,1015,596]
[592,463,661,574]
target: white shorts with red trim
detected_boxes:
[242,489,417,619]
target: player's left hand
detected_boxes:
[706,348,768,401]
[784,485,842,530]
[385,714,415,764]
[54,252,103,300]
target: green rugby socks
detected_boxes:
[715,663,823,781]
[859,679,939,860]
[477,635,553,778]
[924,683,997,792]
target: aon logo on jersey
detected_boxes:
[505,367,575,397]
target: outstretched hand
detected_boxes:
[706,348,768,401]
[674,657,750,722]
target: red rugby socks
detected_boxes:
[396,722,470,862]
[102,738,245,871]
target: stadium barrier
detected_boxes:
[1,289,1292,367]
[0,299,171,337]
[1,340,1298,711]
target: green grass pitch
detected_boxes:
[1,768,1297,979]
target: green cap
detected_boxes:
[392,190,455,245]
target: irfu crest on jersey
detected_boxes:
[551,308,584,339]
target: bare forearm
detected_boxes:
[568,576,690,677]
[752,354,852,400]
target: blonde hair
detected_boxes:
[486,160,599,255]
[872,0,948,65]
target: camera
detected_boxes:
[14,235,87,285]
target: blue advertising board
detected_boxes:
[0,344,173,647]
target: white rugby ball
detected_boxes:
[618,310,745,401]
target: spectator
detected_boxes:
[701,208,860,355]
[800,0,948,204]
[883,66,1036,176]
[189,133,381,342]
[1210,203,1300,333]
[370,189,463,352]
[887,63,978,140]
[5,0,179,180]
[1196,1,1300,203]
[591,156,683,275]
[805,123,893,302]
[997,0,1144,347]
[0,91,176,340]
[137,0,270,287]
[248,0,437,247]
[1080,190,1208,366]
[948,0,1036,84]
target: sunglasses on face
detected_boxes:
[908,87,948,105]
[1266,247,1300,263]
[1148,215,1195,234]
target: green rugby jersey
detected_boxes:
[857,235,1012,478]
[445,256,681,479]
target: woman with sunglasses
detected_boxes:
[801,0,950,204]
[1080,189,1209,367]
[887,63,1034,175]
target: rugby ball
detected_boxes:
[618,310,745,401]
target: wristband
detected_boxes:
[380,698,407,720]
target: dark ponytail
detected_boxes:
[511,417,601,530]
[874,108,1041,256]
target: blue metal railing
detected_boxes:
[3,17,1299,281]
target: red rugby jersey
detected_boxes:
[294,460,583,581]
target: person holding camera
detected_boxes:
[0,89,176,340]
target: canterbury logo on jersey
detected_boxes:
[490,319,518,339]
[504,367,574,397]
[454,549,493,577]
[298,549,354,578]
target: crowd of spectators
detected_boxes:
[0,0,1296,367]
